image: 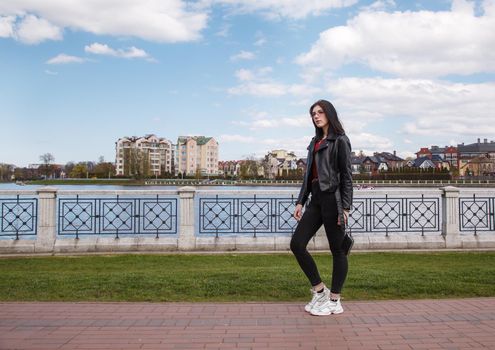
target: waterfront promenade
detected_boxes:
[1,185,495,254]
[1,298,494,349]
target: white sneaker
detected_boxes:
[305,286,330,313]
[310,297,344,316]
[304,289,318,312]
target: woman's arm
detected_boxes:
[296,178,309,206]
[296,142,314,206]
[337,135,353,211]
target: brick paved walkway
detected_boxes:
[1,298,494,350]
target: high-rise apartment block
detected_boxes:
[176,136,218,176]
[115,134,173,177]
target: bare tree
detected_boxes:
[39,153,55,178]
[64,162,75,177]
[40,153,54,164]
[0,163,15,181]
[240,154,261,179]
[94,161,116,178]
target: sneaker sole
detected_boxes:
[310,308,344,316]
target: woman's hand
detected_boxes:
[293,204,303,221]
[337,209,350,226]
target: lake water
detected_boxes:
[0,182,456,192]
[0,183,299,191]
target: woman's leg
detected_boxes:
[290,199,324,287]
[320,193,348,295]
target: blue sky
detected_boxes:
[1,0,494,167]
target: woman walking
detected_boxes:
[291,99,353,316]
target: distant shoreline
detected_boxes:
[3,179,494,188]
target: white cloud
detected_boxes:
[221,134,313,157]
[229,67,320,97]
[84,42,152,60]
[327,77,495,137]
[0,1,207,44]
[0,15,14,38]
[254,31,266,46]
[261,136,316,157]
[84,43,116,56]
[234,67,272,81]
[254,37,266,46]
[0,0,360,46]
[218,134,256,143]
[360,0,396,11]
[296,0,495,78]
[281,117,309,127]
[396,150,416,160]
[235,69,255,81]
[44,69,58,75]
[229,81,320,97]
[234,115,309,130]
[15,15,62,44]
[216,23,231,37]
[449,139,459,147]
[46,54,86,64]
[211,0,358,19]
[349,132,394,152]
[230,50,256,61]
[224,112,395,158]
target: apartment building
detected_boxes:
[444,146,458,167]
[176,136,219,176]
[458,138,495,176]
[115,134,173,177]
[414,139,495,174]
[264,149,298,179]
[218,160,241,177]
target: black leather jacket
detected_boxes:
[296,133,353,219]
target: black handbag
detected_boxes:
[341,225,354,256]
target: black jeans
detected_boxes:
[290,180,348,294]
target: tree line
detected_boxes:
[1,153,116,181]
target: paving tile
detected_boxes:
[0,298,494,349]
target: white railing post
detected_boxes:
[441,186,462,248]
[178,186,196,250]
[35,187,58,253]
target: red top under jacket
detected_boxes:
[310,138,325,183]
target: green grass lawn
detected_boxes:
[0,252,494,302]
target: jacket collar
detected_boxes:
[311,132,342,141]
[309,132,343,150]
[326,132,342,141]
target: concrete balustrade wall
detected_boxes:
[0,186,494,254]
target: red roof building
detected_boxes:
[415,147,432,159]
[444,146,458,167]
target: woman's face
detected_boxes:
[311,104,329,131]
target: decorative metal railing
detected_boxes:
[199,195,441,237]
[198,193,441,237]
[459,195,495,234]
[0,195,38,239]
[348,194,440,236]
[58,195,178,238]
[198,195,298,237]
[3,189,492,243]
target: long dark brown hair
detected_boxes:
[309,99,345,139]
